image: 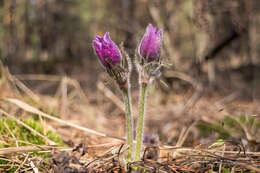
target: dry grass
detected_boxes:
[50,141,260,172]
[0,64,259,172]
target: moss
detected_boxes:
[0,159,18,173]
[0,117,63,148]
[0,117,62,172]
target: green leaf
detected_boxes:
[209,139,225,148]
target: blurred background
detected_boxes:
[0,0,259,149]
[1,0,260,94]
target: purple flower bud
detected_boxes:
[93,32,122,68]
[139,24,163,61]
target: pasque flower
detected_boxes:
[135,24,163,162]
[138,24,163,61]
[93,32,134,161]
[93,32,122,68]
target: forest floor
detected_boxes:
[0,64,259,172]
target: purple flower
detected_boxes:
[93,32,122,68]
[139,24,163,61]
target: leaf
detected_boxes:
[208,139,225,148]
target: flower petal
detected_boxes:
[139,24,163,61]
[93,32,122,68]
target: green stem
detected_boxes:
[122,89,134,161]
[135,82,148,161]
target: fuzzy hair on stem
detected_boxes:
[134,71,149,161]
[120,43,134,161]
[134,49,162,162]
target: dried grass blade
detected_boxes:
[4,98,124,141]
[0,145,60,155]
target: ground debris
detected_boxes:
[52,142,126,173]
[50,141,260,173]
[52,144,87,173]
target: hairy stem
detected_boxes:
[122,88,134,161]
[135,82,148,161]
